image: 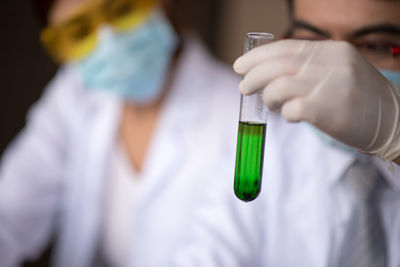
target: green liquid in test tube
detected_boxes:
[234,33,274,202]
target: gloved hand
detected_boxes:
[233,39,400,162]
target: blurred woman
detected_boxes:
[0,0,240,266]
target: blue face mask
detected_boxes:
[76,9,178,104]
[380,69,400,86]
[309,69,400,154]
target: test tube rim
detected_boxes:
[246,32,274,40]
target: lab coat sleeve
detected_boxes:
[0,68,79,266]
[169,164,266,267]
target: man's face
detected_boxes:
[290,0,400,70]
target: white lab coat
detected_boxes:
[0,38,241,267]
[170,107,400,266]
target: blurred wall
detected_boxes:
[216,0,290,64]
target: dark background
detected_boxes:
[0,0,57,155]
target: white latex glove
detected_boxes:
[233,39,400,161]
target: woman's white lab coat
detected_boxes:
[0,38,241,267]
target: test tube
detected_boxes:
[234,33,274,202]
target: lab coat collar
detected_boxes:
[280,119,356,190]
[160,35,213,126]
[121,36,218,204]
[304,125,400,191]
[322,149,400,191]
[372,157,400,191]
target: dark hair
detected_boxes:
[31,0,54,27]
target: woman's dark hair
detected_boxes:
[31,0,54,27]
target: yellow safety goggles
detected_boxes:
[40,0,158,63]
